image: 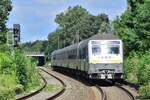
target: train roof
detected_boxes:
[51,33,120,55]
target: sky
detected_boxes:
[7,0,127,43]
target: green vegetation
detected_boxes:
[124,51,150,84]
[114,0,150,54]
[124,51,150,98]
[0,50,41,99]
[114,0,150,98]
[21,40,48,53]
[0,0,12,44]
[46,5,110,55]
[43,84,61,92]
[139,83,150,98]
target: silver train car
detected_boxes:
[51,34,123,80]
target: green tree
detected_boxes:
[55,5,91,44]
[47,5,110,54]
[114,1,150,98]
[135,1,150,50]
[55,6,110,44]
[22,40,48,52]
[0,0,12,44]
[114,0,150,53]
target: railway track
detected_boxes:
[16,68,66,100]
[54,70,136,100]
[115,82,136,100]
[39,68,66,100]
[96,85,107,100]
[95,81,136,100]
[17,67,136,100]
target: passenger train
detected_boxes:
[51,34,123,80]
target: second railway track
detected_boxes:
[17,67,66,100]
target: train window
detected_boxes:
[68,49,77,59]
[92,45,101,55]
[108,45,119,54]
[79,47,87,59]
[53,55,56,60]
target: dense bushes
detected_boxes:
[139,83,150,98]
[0,50,40,99]
[14,51,28,88]
[124,51,150,98]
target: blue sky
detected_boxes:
[7,0,127,42]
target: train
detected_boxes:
[51,34,123,80]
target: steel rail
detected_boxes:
[115,82,136,100]
[96,85,107,100]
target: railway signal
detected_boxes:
[13,24,20,47]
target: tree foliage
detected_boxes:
[47,5,110,54]
[0,0,12,31]
[124,51,150,98]
[114,0,150,98]
[0,0,12,44]
[0,50,41,99]
[114,0,150,53]
[22,40,48,53]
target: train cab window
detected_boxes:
[92,45,101,55]
[108,45,119,54]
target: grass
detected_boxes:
[43,84,62,92]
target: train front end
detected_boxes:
[88,40,123,80]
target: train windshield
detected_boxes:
[91,40,121,55]
[107,45,120,54]
[92,45,101,55]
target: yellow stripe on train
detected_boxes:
[90,59,122,64]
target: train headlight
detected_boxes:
[121,75,123,78]
[101,74,105,79]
